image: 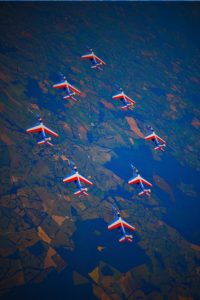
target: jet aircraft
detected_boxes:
[112,88,136,110]
[145,126,166,151]
[26,116,59,146]
[53,76,82,102]
[81,48,106,70]
[128,164,152,197]
[108,206,136,243]
[63,160,93,196]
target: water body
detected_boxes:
[5,218,149,300]
[0,43,16,54]
[60,218,150,275]
[4,268,95,300]
[150,87,166,97]
[105,145,200,245]
[25,78,66,115]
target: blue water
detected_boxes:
[1,2,200,299]
[0,43,16,54]
[60,218,150,275]
[105,145,200,245]
[25,78,65,115]
[4,269,95,300]
[5,218,149,300]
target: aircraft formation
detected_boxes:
[26,47,167,243]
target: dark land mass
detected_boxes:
[0,2,200,300]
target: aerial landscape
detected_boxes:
[0,2,200,299]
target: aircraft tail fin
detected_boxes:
[121,103,134,111]
[91,63,103,71]
[119,234,133,243]
[74,188,88,197]
[46,141,53,147]
[154,144,166,151]
[138,189,151,197]
[37,137,53,147]
[63,91,79,102]
[37,140,45,145]
[121,105,129,110]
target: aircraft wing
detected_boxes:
[123,94,136,104]
[108,218,121,230]
[74,189,89,196]
[78,174,93,186]
[53,82,67,89]
[63,173,78,183]
[93,54,106,65]
[145,132,166,144]
[119,235,133,243]
[43,125,59,138]
[128,174,152,187]
[155,134,166,144]
[112,93,124,100]
[68,83,82,96]
[128,174,141,185]
[139,176,152,187]
[112,93,135,104]
[121,219,136,231]
[144,132,155,141]
[26,124,42,134]
[81,54,94,60]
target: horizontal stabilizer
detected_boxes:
[37,139,53,147]
[138,189,151,197]
[74,188,89,197]
[154,144,166,151]
[37,140,45,145]
[63,95,79,102]
[46,141,53,147]
[91,63,102,70]
[121,103,134,110]
[119,235,133,243]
